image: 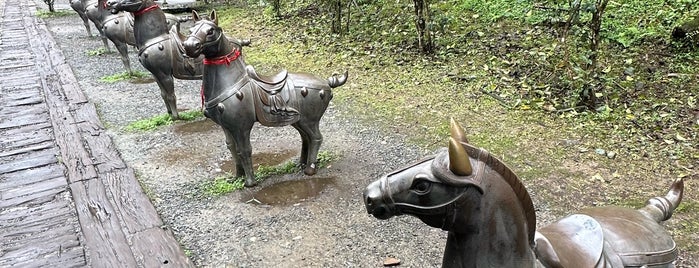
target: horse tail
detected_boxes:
[327,70,348,88]
[639,178,684,223]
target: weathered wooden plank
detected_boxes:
[0,150,56,174]
[0,121,51,136]
[0,132,53,151]
[0,163,63,191]
[2,175,66,200]
[0,111,49,129]
[103,168,162,234]
[69,179,138,267]
[41,72,98,183]
[0,233,84,267]
[0,141,53,157]
[129,227,194,267]
[55,64,87,104]
[0,199,73,234]
[0,105,46,118]
[76,108,126,172]
[1,244,86,268]
[0,95,43,107]
[0,185,65,208]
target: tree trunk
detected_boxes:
[331,0,343,34]
[585,0,609,108]
[413,0,433,54]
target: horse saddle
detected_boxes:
[246,66,299,126]
[535,209,678,268]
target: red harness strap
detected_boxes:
[203,49,241,66]
[201,49,241,109]
[133,4,158,16]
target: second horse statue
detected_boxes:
[182,10,348,187]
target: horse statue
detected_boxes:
[363,118,684,268]
[106,0,205,119]
[86,0,182,73]
[69,0,94,37]
[182,10,348,187]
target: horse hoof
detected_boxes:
[303,163,317,176]
[244,179,257,187]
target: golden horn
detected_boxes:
[449,137,472,176]
[450,118,469,144]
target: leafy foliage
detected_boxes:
[36,10,72,18]
[99,71,150,83]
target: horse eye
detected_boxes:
[411,180,431,194]
[207,28,214,35]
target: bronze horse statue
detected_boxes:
[364,118,684,268]
[106,0,204,119]
[86,0,182,73]
[69,0,94,37]
[182,10,348,187]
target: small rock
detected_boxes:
[606,151,616,159]
[249,237,257,242]
[383,257,400,266]
[560,139,580,146]
[292,236,302,240]
[595,148,606,155]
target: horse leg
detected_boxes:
[152,73,179,120]
[225,127,256,187]
[293,120,323,176]
[114,41,131,74]
[223,129,245,178]
[79,13,92,37]
[292,123,310,168]
[98,28,111,53]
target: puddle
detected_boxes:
[174,119,218,135]
[129,77,156,84]
[218,149,297,174]
[241,177,337,206]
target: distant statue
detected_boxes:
[364,118,684,268]
[106,0,204,119]
[69,0,94,36]
[86,0,183,73]
[182,10,348,187]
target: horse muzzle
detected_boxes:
[183,37,202,58]
[363,178,397,220]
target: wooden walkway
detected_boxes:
[0,0,193,267]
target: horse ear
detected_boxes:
[448,137,473,176]
[192,10,200,21]
[211,9,218,25]
[449,118,469,144]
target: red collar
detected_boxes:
[203,49,241,65]
[133,4,158,16]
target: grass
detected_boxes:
[125,110,205,131]
[99,71,150,83]
[210,0,698,258]
[86,47,109,56]
[201,151,337,196]
[36,10,72,18]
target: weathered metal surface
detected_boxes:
[182,10,348,187]
[364,118,683,268]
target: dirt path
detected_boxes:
[41,1,697,267]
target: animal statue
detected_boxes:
[363,118,684,268]
[69,0,93,37]
[182,10,348,187]
[106,0,205,119]
[86,0,183,73]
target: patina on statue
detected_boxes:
[106,0,205,119]
[182,10,348,187]
[85,0,182,74]
[363,118,684,268]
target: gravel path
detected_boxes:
[41,1,695,267]
[44,3,455,267]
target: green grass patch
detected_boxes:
[36,10,73,18]
[86,47,109,56]
[125,110,205,131]
[201,151,338,196]
[99,71,150,83]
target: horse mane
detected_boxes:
[463,142,537,246]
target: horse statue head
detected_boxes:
[364,118,683,268]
